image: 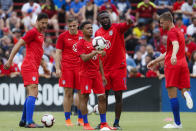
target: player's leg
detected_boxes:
[113,90,122,128]
[179,66,193,109]
[63,87,74,126]
[19,90,28,127]
[74,70,83,126]
[25,84,43,128]
[76,90,84,126]
[80,76,94,130]
[163,87,182,129]
[111,68,127,129]
[94,74,116,130]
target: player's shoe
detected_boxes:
[19,120,26,127]
[94,123,101,130]
[77,118,84,126]
[65,119,74,126]
[83,123,94,130]
[113,123,122,130]
[25,123,44,128]
[184,91,193,109]
[163,123,182,129]
[100,123,117,130]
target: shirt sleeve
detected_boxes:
[56,34,64,50]
[168,30,178,43]
[116,23,132,34]
[21,29,36,44]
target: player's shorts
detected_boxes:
[104,68,127,91]
[59,69,80,90]
[21,70,39,87]
[164,65,190,90]
[80,73,105,94]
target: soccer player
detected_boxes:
[147,12,193,129]
[95,10,133,129]
[55,16,83,126]
[76,21,116,130]
[4,13,49,128]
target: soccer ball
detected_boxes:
[41,114,55,127]
[92,36,106,50]
[93,104,99,115]
[87,104,94,115]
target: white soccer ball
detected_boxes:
[93,104,99,115]
[92,36,106,50]
[41,114,55,127]
[87,104,94,115]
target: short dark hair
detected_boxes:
[80,21,91,30]
[159,11,173,22]
[37,13,48,21]
[67,16,78,23]
[97,10,109,21]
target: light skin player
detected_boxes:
[147,12,193,129]
[55,17,83,126]
[4,13,49,128]
[95,10,133,129]
[76,21,116,130]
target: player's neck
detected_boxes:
[36,26,42,33]
[69,30,78,35]
[168,23,175,30]
[84,36,91,42]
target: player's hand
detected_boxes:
[97,50,106,56]
[147,60,157,70]
[171,55,177,65]
[44,68,50,76]
[56,69,62,77]
[102,76,107,86]
[4,60,12,70]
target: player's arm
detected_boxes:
[4,39,26,69]
[171,41,179,65]
[55,49,62,77]
[80,50,98,62]
[147,52,166,70]
[99,57,107,86]
[40,59,50,76]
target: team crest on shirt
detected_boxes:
[32,76,36,81]
[72,43,78,52]
[85,85,88,90]
[109,30,113,36]
[62,80,66,85]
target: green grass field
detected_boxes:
[0,112,195,131]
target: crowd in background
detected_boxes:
[1,0,196,79]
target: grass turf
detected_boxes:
[0,112,195,131]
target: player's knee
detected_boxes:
[98,94,106,103]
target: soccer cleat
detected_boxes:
[113,123,122,130]
[94,123,101,130]
[83,123,94,130]
[184,91,193,109]
[77,118,84,126]
[65,119,74,126]
[19,120,26,127]
[163,123,182,129]
[100,123,117,130]
[25,123,44,128]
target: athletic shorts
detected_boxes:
[59,69,80,90]
[21,70,39,87]
[164,65,190,90]
[104,68,127,91]
[80,73,105,94]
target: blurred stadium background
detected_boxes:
[0,0,196,130]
